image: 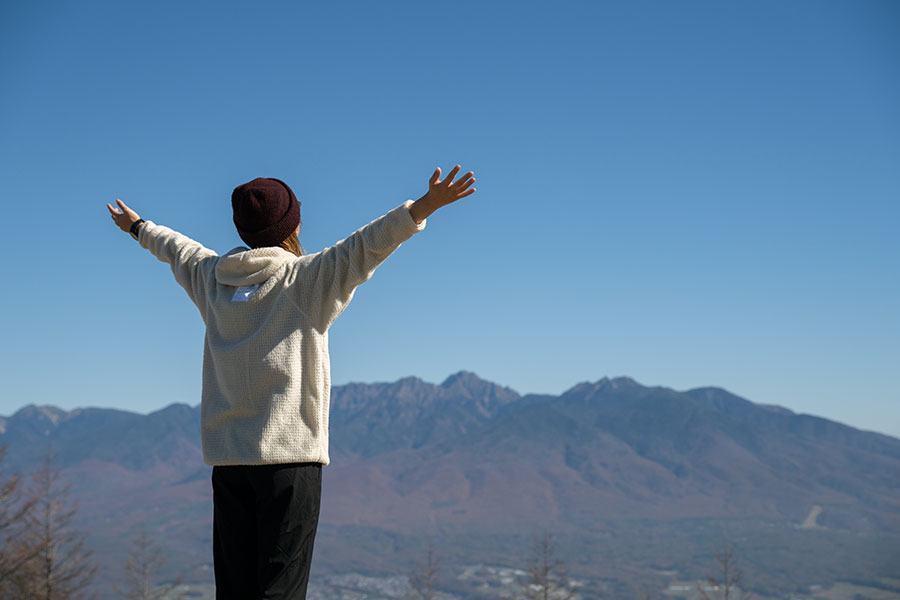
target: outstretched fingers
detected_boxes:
[449,169,475,197]
[425,165,477,209]
[453,177,474,194]
[453,171,475,187]
[116,198,135,216]
[443,165,461,184]
[456,186,476,200]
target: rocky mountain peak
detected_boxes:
[13,404,71,428]
[441,370,486,391]
[440,371,520,404]
[598,376,641,390]
[385,376,431,400]
[564,376,645,398]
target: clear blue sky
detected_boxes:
[1,1,898,437]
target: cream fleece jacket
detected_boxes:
[138,201,426,466]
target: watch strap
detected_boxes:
[130,219,146,240]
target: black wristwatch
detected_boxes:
[130,219,146,241]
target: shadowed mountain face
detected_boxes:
[2,372,899,592]
[0,402,201,471]
[329,371,520,458]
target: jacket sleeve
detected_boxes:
[288,201,426,331]
[138,221,219,313]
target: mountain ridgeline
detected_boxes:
[3,372,899,529]
[2,372,899,594]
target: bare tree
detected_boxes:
[695,532,752,600]
[636,583,654,600]
[0,446,38,593]
[515,531,578,600]
[12,453,97,600]
[408,542,439,600]
[115,527,183,600]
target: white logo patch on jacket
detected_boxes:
[232,284,260,302]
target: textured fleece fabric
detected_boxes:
[138,201,426,466]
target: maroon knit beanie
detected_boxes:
[231,177,301,248]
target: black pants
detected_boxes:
[212,462,322,600]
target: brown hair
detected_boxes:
[278,231,304,257]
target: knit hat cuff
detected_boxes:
[237,199,300,248]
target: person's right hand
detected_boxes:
[106,199,142,233]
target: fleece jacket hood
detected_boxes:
[214,247,295,287]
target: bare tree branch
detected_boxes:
[114,527,183,600]
[408,542,439,600]
[10,452,97,600]
[0,445,40,591]
[513,531,578,600]
[696,532,753,600]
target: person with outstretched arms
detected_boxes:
[106,165,476,599]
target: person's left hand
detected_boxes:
[409,165,476,224]
[106,199,141,233]
[426,165,476,209]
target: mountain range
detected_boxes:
[2,372,898,598]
